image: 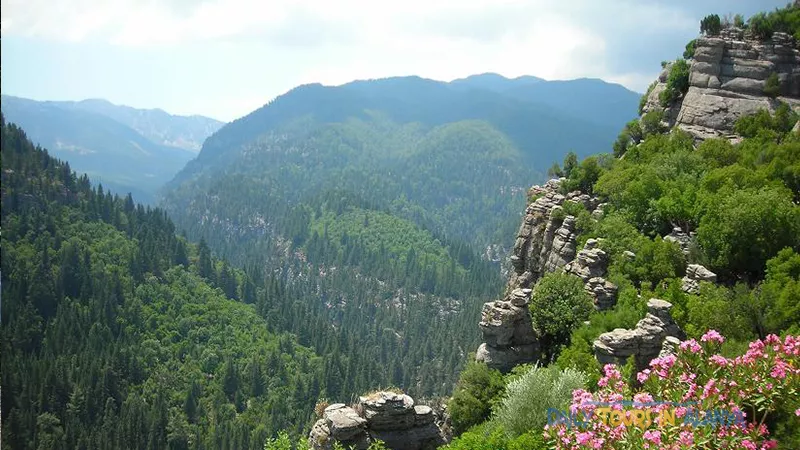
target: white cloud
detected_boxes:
[1,0,701,118]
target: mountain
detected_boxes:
[0,95,220,204]
[157,74,640,412]
[56,98,224,152]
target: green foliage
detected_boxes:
[697,186,799,280]
[638,82,657,115]
[748,12,774,40]
[529,273,594,362]
[640,110,667,136]
[443,423,548,450]
[700,14,722,35]
[493,365,587,437]
[447,361,506,435]
[0,117,327,449]
[764,72,782,98]
[658,60,690,107]
[683,39,697,59]
[561,155,603,194]
[735,103,798,140]
[734,13,745,28]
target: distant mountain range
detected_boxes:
[164,72,640,265]
[0,95,223,204]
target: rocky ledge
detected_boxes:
[309,392,446,450]
[643,30,800,140]
[593,299,686,372]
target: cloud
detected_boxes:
[5,0,749,118]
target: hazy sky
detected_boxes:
[1,0,789,121]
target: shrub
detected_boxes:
[493,365,587,437]
[448,361,506,435]
[659,60,690,107]
[641,110,666,136]
[700,14,722,35]
[749,12,775,40]
[443,423,549,450]
[638,81,657,115]
[529,273,594,361]
[764,72,781,98]
[734,13,745,28]
[683,39,697,59]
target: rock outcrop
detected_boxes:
[508,179,602,292]
[664,227,695,256]
[475,288,539,371]
[309,392,446,450]
[593,299,686,371]
[642,30,800,140]
[681,264,718,294]
[565,239,619,310]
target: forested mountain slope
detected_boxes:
[0,96,220,204]
[0,114,326,449]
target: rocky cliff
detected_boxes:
[309,392,446,450]
[642,29,800,140]
[475,179,616,371]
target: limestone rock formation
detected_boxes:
[475,288,539,371]
[593,299,686,371]
[508,179,603,291]
[664,227,695,255]
[681,264,718,294]
[565,239,618,310]
[642,31,800,140]
[309,393,446,450]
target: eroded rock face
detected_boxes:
[681,264,718,294]
[642,31,800,141]
[566,239,619,310]
[309,393,446,450]
[475,288,539,371]
[593,299,686,372]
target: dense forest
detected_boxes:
[0,110,502,448]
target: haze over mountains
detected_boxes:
[0,95,223,204]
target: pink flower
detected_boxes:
[576,431,593,445]
[678,430,693,446]
[709,354,729,366]
[643,429,661,445]
[633,392,653,405]
[741,440,757,450]
[680,338,702,353]
[795,408,800,416]
[637,369,651,383]
[761,440,778,450]
[701,330,725,344]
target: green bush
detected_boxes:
[639,81,657,115]
[683,39,697,59]
[641,110,667,136]
[734,103,798,139]
[748,12,774,40]
[764,72,782,98]
[700,14,722,35]
[529,273,594,362]
[448,361,506,435]
[493,365,587,437]
[443,423,548,450]
[659,60,690,107]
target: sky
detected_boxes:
[0,0,790,122]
